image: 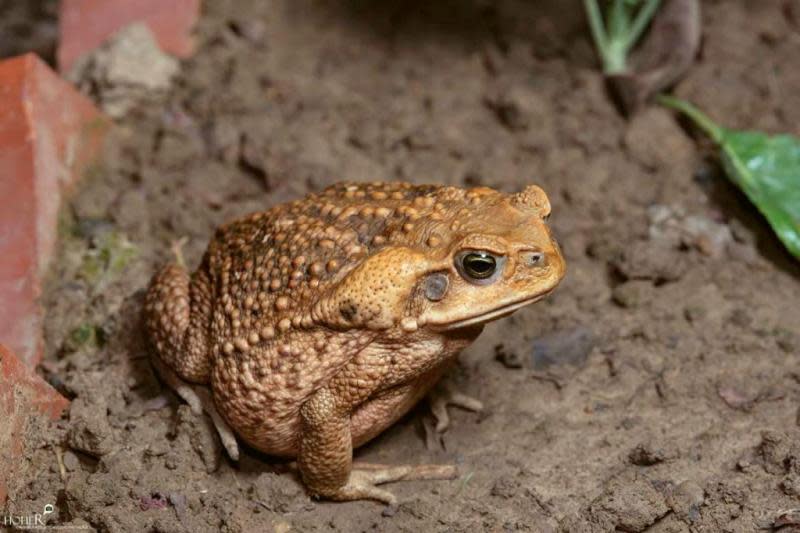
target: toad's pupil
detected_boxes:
[463,253,496,279]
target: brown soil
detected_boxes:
[5,1,800,531]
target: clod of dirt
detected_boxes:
[612,280,655,309]
[530,326,596,370]
[628,441,674,466]
[174,405,223,473]
[248,472,306,514]
[152,128,206,172]
[204,117,243,164]
[729,308,753,329]
[665,480,705,524]
[67,398,117,458]
[756,430,800,476]
[490,475,522,499]
[62,450,81,472]
[680,216,734,257]
[64,470,128,519]
[238,133,271,184]
[648,204,734,258]
[608,0,702,115]
[228,18,267,45]
[681,283,732,329]
[775,328,800,353]
[585,471,670,532]
[781,475,800,498]
[612,240,689,283]
[69,23,179,118]
[484,83,552,133]
[494,344,525,369]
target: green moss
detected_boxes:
[79,231,139,291]
[65,323,106,353]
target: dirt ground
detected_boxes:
[4,0,800,531]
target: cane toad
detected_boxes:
[144,181,565,504]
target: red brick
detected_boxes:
[0,344,69,505]
[58,0,201,74]
[0,54,108,367]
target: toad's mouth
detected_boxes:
[429,289,555,331]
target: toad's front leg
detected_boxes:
[298,387,456,505]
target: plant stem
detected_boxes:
[626,0,662,50]
[608,0,630,39]
[584,0,608,56]
[657,94,724,143]
[584,0,663,74]
[604,40,628,73]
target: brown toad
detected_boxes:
[144,181,565,504]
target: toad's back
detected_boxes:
[202,181,510,345]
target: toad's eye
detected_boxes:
[456,251,504,284]
[462,253,496,278]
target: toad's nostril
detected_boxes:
[525,251,546,267]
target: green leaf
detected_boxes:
[659,95,800,260]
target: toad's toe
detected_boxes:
[428,382,483,434]
[325,463,458,505]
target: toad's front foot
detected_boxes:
[325,463,458,505]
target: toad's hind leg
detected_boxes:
[144,263,212,384]
[144,263,240,460]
